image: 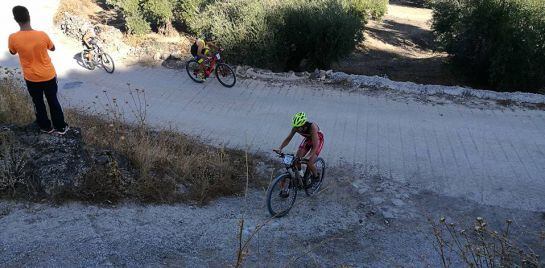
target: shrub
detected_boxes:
[0,71,34,125]
[172,0,214,32]
[140,0,173,29]
[107,0,151,34]
[192,0,364,70]
[125,14,152,35]
[431,0,545,92]
[349,0,388,20]
[274,0,365,70]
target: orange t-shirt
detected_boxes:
[8,30,56,82]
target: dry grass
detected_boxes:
[432,217,541,267]
[0,69,34,124]
[72,86,261,203]
[0,132,30,197]
[0,72,261,204]
[54,0,101,24]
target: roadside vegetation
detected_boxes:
[431,0,545,92]
[432,217,543,267]
[0,71,261,203]
[102,0,387,70]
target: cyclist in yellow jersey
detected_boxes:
[190,37,218,79]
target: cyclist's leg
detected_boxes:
[82,42,93,61]
[305,132,324,178]
[194,56,206,78]
[85,41,97,59]
[296,138,310,169]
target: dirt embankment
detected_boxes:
[334,2,464,87]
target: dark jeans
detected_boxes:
[25,77,67,131]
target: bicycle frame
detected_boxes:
[201,50,224,77]
[278,153,309,189]
[83,46,102,63]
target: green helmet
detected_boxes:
[292,112,307,127]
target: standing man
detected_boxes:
[8,6,69,135]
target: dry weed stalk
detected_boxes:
[432,217,541,268]
[0,134,30,196]
[0,70,34,125]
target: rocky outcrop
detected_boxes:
[0,124,131,200]
[57,12,130,55]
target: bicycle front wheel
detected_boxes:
[266,173,297,217]
[215,63,236,88]
[100,53,115,74]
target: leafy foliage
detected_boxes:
[431,0,545,92]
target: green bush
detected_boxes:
[140,0,173,29]
[274,0,365,70]
[107,0,174,34]
[106,0,151,34]
[349,0,388,20]
[191,0,364,70]
[431,0,545,92]
[172,0,214,32]
[125,14,151,35]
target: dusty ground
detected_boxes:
[334,2,465,87]
[1,165,544,267]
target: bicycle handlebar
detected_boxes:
[273,150,308,164]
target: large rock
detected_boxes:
[0,124,88,196]
[0,124,129,199]
[57,12,129,55]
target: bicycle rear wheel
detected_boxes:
[305,157,326,196]
[215,63,236,88]
[186,59,205,83]
[100,53,115,74]
[266,173,297,217]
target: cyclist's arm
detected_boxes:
[207,42,219,51]
[197,46,207,58]
[196,40,207,58]
[308,124,320,158]
[82,32,92,46]
[278,129,296,151]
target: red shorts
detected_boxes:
[298,131,324,156]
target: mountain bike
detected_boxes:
[266,151,326,217]
[80,42,115,74]
[186,48,236,88]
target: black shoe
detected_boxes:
[279,189,289,198]
[313,173,321,183]
[305,173,321,189]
